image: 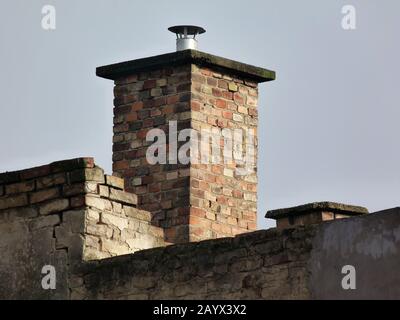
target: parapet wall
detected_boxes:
[72,226,313,299]
[0,158,165,299]
[71,208,400,300]
[1,158,399,299]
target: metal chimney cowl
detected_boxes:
[168,25,206,51]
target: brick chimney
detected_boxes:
[96,27,275,243]
[266,201,368,230]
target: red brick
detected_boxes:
[191,207,206,218]
[125,112,138,122]
[167,95,179,105]
[222,111,233,119]
[248,108,258,116]
[191,101,201,111]
[211,165,223,175]
[216,99,227,109]
[247,222,257,230]
[132,101,143,111]
[232,190,243,198]
[200,69,212,76]
[218,80,228,89]
[192,74,206,84]
[207,77,217,86]
[212,88,222,97]
[143,79,156,89]
[234,92,245,105]
[113,160,129,171]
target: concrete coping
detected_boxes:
[265,201,369,220]
[96,49,276,83]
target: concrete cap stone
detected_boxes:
[96,49,276,83]
[266,201,369,220]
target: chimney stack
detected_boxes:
[96,28,275,243]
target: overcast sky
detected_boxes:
[1,0,399,229]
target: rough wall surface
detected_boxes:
[112,65,192,243]
[189,65,258,241]
[111,63,258,243]
[0,162,399,301]
[0,158,165,299]
[309,208,400,299]
[1,159,399,299]
[71,227,313,300]
[70,209,400,300]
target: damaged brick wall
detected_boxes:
[0,158,165,299]
[71,227,314,300]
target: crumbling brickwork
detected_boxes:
[71,227,313,300]
[0,163,399,300]
[0,158,165,299]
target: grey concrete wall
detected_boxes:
[309,208,400,299]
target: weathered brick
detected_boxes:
[99,185,109,197]
[105,175,124,190]
[62,182,98,197]
[30,187,59,204]
[101,239,131,256]
[86,224,113,239]
[63,210,86,233]
[228,82,238,92]
[85,196,112,211]
[39,198,69,215]
[0,193,28,210]
[6,207,38,220]
[70,167,105,183]
[36,173,66,189]
[29,214,61,230]
[101,212,128,231]
[109,64,260,243]
[20,164,51,180]
[50,157,95,173]
[87,208,100,222]
[0,171,20,185]
[124,206,151,221]
[109,188,138,205]
[5,180,35,195]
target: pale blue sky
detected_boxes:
[1,0,399,229]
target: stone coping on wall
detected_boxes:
[265,201,369,220]
[96,49,276,83]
